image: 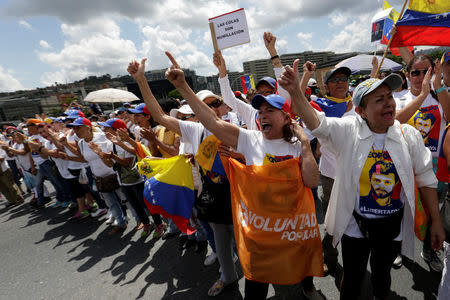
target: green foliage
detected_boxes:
[427,49,445,61]
[386,54,404,65]
[168,89,183,100]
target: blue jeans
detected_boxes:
[200,220,216,253]
[36,160,69,205]
[100,189,127,227]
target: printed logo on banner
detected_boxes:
[408,105,441,153]
[359,150,403,216]
[263,153,294,165]
[237,200,319,242]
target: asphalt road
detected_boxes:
[0,190,443,300]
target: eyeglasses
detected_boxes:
[206,99,223,108]
[180,114,195,121]
[327,76,348,83]
[410,69,429,77]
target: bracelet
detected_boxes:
[435,85,447,94]
[38,145,44,152]
[270,55,279,60]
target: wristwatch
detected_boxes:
[435,85,447,94]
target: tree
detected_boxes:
[168,89,183,100]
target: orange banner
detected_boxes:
[224,157,323,284]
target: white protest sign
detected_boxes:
[209,8,250,51]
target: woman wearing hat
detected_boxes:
[281,60,446,299]
[147,52,320,299]
[128,57,250,297]
[66,117,128,235]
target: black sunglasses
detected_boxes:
[410,69,429,77]
[327,76,348,83]
[207,99,223,108]
[180,114,195,121]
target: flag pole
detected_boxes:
[375,0,409,77]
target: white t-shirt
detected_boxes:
[65,132,88,169]
[318,108,356,179]
[45,140,74,179]
[237,128,302,166]
[112,142,144,186]
[0,148,9,172]
[345,133,405,241]
[13,143,31,171]
[178,120,213,155]
[78,132,115,178]
[393,89,409,100]
[395,91,446,157]
[222,111,241,127]
[29,134,48,168]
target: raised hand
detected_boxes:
[165,51,186,88]
[420,67,433,96]
[279,59,301,93]
[140,127,157,142]
[116,128,131,141]
[105,131,120,144]
[371,56,378,68]
[88,142,101,155]
[263,32,277,54]
[303,61,316,78]
[213,51,227,76]
[127,58,147,81]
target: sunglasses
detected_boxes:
[180,114,195,121]
[206,99,223,108]
[410,69,429,77]
[327,76,348,83]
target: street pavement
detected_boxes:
[0,191,444,300]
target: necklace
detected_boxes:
[371,142,386,175]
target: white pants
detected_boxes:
[438,242,450,300]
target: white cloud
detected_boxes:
[297,32,313,51]
[0,66,25,92]
[326,13,373,52]
[329,13,348,27]
[38,19,137,86]
[39,40,51,49]
[19,19,32,30]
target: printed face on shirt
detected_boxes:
[371,172,396,200]
[359,151,402,215]
[414,114,433,138]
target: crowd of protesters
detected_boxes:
[0,32,449,300]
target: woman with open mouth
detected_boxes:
[281,59,445,300]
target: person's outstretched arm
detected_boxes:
[279,59,320,131]
[127,59,181,135]
[165,52,239,149]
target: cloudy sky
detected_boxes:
[0,0,405,92]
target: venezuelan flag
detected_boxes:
[240,75,255,94]
[391,0,450,47]
[134,141,151,160]
[195,135,227,178]
[379,1,414,55]
[138,156,196,234]
[309,95,352,118]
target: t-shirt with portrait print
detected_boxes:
[357,133,404,219]
[395,91,445,157]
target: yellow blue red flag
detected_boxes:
[391,0,450,47]
[137,156,196,234]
